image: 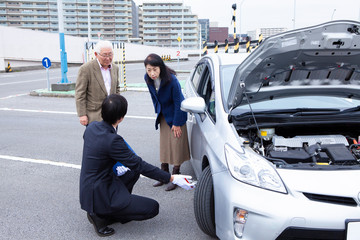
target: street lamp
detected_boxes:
[292,0,296,29]
[331,9,336,20]
[87,0,91,41]
[239,0,246,42]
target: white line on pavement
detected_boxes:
[0,74,77,86]
[0,154,147,179]
[0,154,81,169]
[0,93,28,100]
[0,107,156,120]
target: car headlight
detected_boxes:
[225,144,287,194]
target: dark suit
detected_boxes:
[79,121,171,222]
[75,59,120,124]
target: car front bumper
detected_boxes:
[212,170,360,240]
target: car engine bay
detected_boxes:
[236,122,360,168]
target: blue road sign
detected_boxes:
[42,57,51,68]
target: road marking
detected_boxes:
[0,107,156,120]
[0,107,76,115]
[0,154,81,169]
[0,79,50,86]
[0,93,28,100]
[0,74,77,86]
[0,154,147,179]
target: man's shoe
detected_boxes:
[165,182,177,191]
[153,181,164,187]
[87,213,115,237]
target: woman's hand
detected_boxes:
[171,125,182,138]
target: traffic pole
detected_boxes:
[232,4,237,40]
[57,0,68,84]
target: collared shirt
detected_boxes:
[97,59,112,95]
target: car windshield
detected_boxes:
[220,64,238,107]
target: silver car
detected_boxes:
[181,20,360,240]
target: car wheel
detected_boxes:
[194,165,216,238]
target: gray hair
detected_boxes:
[94,40,113,53]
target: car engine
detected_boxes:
[239,125,360,168]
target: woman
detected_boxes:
[144,53,190,191]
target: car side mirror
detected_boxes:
[181,97,206,114]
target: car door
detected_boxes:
[186,59,216,176]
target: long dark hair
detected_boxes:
[144,53,176,86]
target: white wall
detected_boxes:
[0,26,188,71]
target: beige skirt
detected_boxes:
[159,115,190,166]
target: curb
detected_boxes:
[29,80,186,98]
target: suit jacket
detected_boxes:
[144,74,187,130]
[75,59,120,124]
[79,121,171,214]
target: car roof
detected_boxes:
[205,53,249,66]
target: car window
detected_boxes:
[197,65,216,121]
[191,63,206,90]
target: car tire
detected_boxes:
[194,165,216,238]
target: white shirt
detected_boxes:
[97,59,112,95]
[154,78,161,93]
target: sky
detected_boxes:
[133,0,360,33]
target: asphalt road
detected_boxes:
[0,59,215,240]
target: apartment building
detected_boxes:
[198,19,209,42]
[140,0,199,49]
[0,0,133,41]
[247,27,288,40]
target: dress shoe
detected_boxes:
[153,181,164,187]
[87,213,115,237]
[165,182,177,191]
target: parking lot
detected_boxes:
[0,61,213,240]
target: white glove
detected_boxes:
[115,165,130,176]
[172,175,196,190]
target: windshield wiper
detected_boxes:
[291,108,340,116]
[235,106,360,119]
[292,106,360,116]
[339,105,360,113]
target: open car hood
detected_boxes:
[228,20,360,110]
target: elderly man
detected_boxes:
[75,40,120,126]
[79,94,195,237]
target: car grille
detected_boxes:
[276,227,345,240]
[303,192,358,207]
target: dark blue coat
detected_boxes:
[79,121,171,214]
[144,74,187,130]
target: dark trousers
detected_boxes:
[100,169,160,224]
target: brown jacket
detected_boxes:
[75,59,120,124]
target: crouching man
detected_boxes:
[79,94,195,237]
